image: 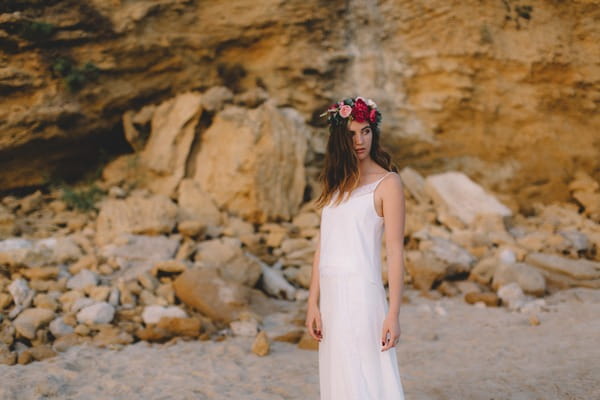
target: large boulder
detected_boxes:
[191,100,308,223]
[95,191,178,246]
[173,268,251,323]
[491,262,546,296]
[139,92,204,196]
[100,234,180,281]
[424,171,512,226]
[0,237,81,269]
[524,252,600,289]
[194,237,262,287]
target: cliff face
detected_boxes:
[1,0,599,209]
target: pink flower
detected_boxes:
[339,105,352,118]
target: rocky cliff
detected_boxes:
[1,0,599,211]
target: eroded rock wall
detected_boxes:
[1,0,599,210]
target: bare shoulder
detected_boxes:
[380,171,404,190]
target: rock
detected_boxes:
[398,166,428,204]
[89,286,111,302]
[100,234,180,281]
[464,292,500,307]
[177,220,203,237]
[222,215,255,238]
[21,266,60,280]
[136,317,202,341]
[0,205,16,238]
[422,236,476,273]
[8,278,33,309]
[201,86,234,112]
[13,308,55,340]
[93,326,134,348]
[53,333,90,352]
[283,265,312,289]
[69,254,97,274]
[49,317,74,338]
[29,345,57,361]
[273,329,304,344]
[524,253,600,289]
[58,290,85,312]
[0,293,12,310]
[469,257,498,285]
[454,280,482,294]
[151,259,188,276]
[405,251,448,290]
[251,331,270,356]
[194,237,262,287]
[76,302,115,325]
[0,237,82,268]
[140,92,204,196]
[257,259,297,300]
[141,305,187,325]
[157,317,202,336]
[177,179,222,228]
[66,269,99,290]
[33,293,58,311]
[192,100,308,224]
[95,192,178,246]
[230,319,259,337]
[497,282,528,311]
[297,331,319,351]
[424,171,512,225]
[569,170,600,220]
[18,350,33,365]
[74,324,91,336]
[492,262,546,296]
[529,313,541,326]
[172,267,251,324]
[292,212,320,230]
[0,343,16,365]
[437,281,459,297]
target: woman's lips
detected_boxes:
[356,148,365,153]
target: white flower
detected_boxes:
[366,98,377,108]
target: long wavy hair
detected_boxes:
[314,117,398,209]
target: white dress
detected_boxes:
[318,171,405,400]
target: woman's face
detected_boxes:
[348,120,373,160]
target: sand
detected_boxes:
[1,287,599,400]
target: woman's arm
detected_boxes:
[380,174,406,351]
[308,230,321,306]
[305,230,323,341]
[384,175,406,317]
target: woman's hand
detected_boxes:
[305,302,323,342]
[381,313,401,351]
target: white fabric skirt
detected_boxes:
[318,273,405,400]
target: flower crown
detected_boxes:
[319,96,382,128]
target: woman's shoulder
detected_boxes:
[378,170,403,190]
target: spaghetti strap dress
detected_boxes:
[318,171,405,400]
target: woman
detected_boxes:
[305,96,406,399]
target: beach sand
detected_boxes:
[1,287,598,400]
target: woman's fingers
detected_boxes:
[306,314,322,342]
[381,327,390,350]
[315,314,323,340]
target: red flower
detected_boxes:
[369,109,377,123]
[352,98,370,123]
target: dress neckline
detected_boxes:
[328,171,395,205]
[354,171,395,190]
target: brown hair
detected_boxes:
[314,118,398,209]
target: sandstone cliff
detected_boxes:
[1,0,599,211]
